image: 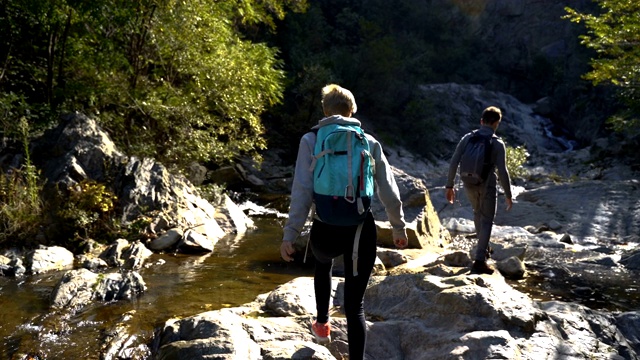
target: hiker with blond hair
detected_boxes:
[281,84,408,360]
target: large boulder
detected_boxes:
[30,113,253,250]
[152,272,639,360]
[114,155,229,249]
[415,188,451,249]
[100,238,154,269]
[50,268,146,313]
[31,112,123,188]
[376,189,450,250]
[26,245,75,274]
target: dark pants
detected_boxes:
[463,177,497,262]
[310,212,377,360]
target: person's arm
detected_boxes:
[369,136,408,248]
[445,134,470,203]
[505,197,513,211]
[494,139,513,211]
[281,133,315,261]
[445,187,456,204]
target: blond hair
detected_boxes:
[321,84,357,116]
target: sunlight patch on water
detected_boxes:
[240,200,288,218]
[16,323,42,332]
[0,218,305,359]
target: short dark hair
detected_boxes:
[481,106,502,124]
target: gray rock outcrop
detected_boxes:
[153,274,639,359]
[50,268,146,313]
[30,113,253,253]
[26,245,75,274]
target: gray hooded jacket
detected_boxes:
[446,124,512,198]
[282,115,407,243]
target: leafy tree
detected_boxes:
[565,2,640,135]
[0,0,307,170]
[92,0,290,167]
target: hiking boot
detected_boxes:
[470,260,495,275]
[311,320,331,344]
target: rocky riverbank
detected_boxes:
[151,84,640,359]
[152,271,639,360]
[151,158,640,359]
[3,84,640,359]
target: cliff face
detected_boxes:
[443,0,608,144]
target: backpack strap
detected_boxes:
[309,148,332,171]
[356,147,366,214]
[307,129,322,171]
[352,222,364,276]
[479,133,495,181]
[344,130,355,203]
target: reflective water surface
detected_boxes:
[1,218,639,359]
[0,218,312,359]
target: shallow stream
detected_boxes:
[0,218,312,359]
[1,217,639,359]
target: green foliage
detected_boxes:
[69,181,116,214]
[607,112,640,137]
[18,118,39,206]
[0,119,43,246]
[198,183,227,207]
[0,169,43,246]
[100,0,289,167]
[505,144,529,180]
[565,2,640,134]
[56,180,117,241]
[564,2,640,89]
[122,215,154,242]
[0,0,307,170]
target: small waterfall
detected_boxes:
[535,114,578,152]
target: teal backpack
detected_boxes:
[311,123,375,226]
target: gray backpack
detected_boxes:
[459,130,495,185]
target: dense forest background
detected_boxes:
[263,0,619,162]
[1,0,620,169]
[1,0,639,245]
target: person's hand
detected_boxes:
[280,241,295,262]
[445,188,455,204]
[394,237,408,249]
[505,197,513,212]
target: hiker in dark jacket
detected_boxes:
[281,84,408,360]
[445,106,513,275]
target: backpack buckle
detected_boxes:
[344,185,355,203]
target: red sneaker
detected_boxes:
[311,320,331,344]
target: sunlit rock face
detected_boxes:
[30,113,252,252]
[153,274,640,360]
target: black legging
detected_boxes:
[310,212,377,360]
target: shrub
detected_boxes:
[0,168,43,246]
[55,180,118,242]
[0,118,44,246]
[506,144,529,180]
